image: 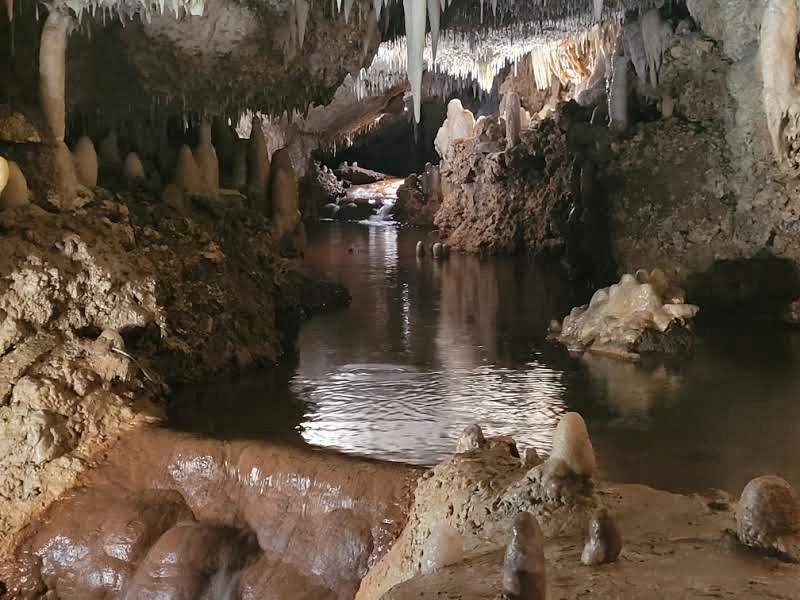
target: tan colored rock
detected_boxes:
[248,116,271,210]
[72,136,98,188]
[270,147,300,237]
[123,152,146,180]
[173,145,203,195]
[549,412,595,478]
[455,423,486,453]
[0,161,29,209]
[736,475,800,562]
[194,120,219,195]
[0,156,8,194]
[502,512,546,600]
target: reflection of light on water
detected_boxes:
[367,224,398,277]
[296,361,567,466]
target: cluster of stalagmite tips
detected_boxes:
[449,412,800,597]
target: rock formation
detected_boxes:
[123,152,145,180]
[194,120,219,196]
[502,512,547,600]
[0,160,29,209]
[247,116,271,212]
[434,99,476,159]
[173,144,204,195]
[581,508,623,565]
[0,155,8,193]
[548,412,595,478]
[270,147,301,239]
[736,476,800,562]
[553,271,699,360]
[72,136,98,188]
[455,423,486,453]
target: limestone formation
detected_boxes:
[432,242,444,259]
[99,130,122,169]
[0,160,29,209]
[415,241,425,257]
[502,512,547,600]
[555,271,699,360]
[420,523,463,574]
[609,56,630,132]
[548,412,595,478]
[761,0,800,164]
[173,145,204,195]
[248,116,271,210]
[72,136,98,188]
[522,447,542,469]
[123,152,145,180]
[581,508,622,565]
[195,120,219,195]
[270,147,301,238]
[0,156,8,194]
[736,476,800,562]
[39,10,73,141]
[232,141,248,190]
[505,91,522,149]
[455,423,486,453]
[434,99,476,159]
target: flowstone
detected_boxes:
[553,270,699,360]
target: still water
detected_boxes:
[172,222,800,495]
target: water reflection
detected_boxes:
[171,222,800,494]
[296,222,576,464]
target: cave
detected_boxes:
[1,0,800,598]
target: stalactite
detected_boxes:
[39,10,73,142]
[427,0,440,63]
[403,0,427,123]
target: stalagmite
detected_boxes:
[99,130,122,169]
[72,136,98,188]
[456,423,486,453]
[581,508,623,566]
[435,99,476,158]
[403,0,426,123]
[0,160,29,209]
[502,512,547,600]
[162,182,188,213]
[421,523,463,574]
[0,156,8,194]
[609,56,630,132]
[53,141,78,205]
[194,121,219,195]
[416,240,425,257]
[173,145,203,195]
[270,148,301,237]
[761,0,800,162]
[505,91,522,149]
[39,10,73,141]
[549,412,595,477]
[123,152,145,180]
[232,141,247,190]
[247,116,270,210]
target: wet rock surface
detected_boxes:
[356,430,597,600]
[0,189,347,557]
[1,428,421,599]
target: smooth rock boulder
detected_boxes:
[0,156,8,194]
[420,523,464,574]
[736,476,800,562]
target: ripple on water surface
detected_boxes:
[172,222,800,495]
